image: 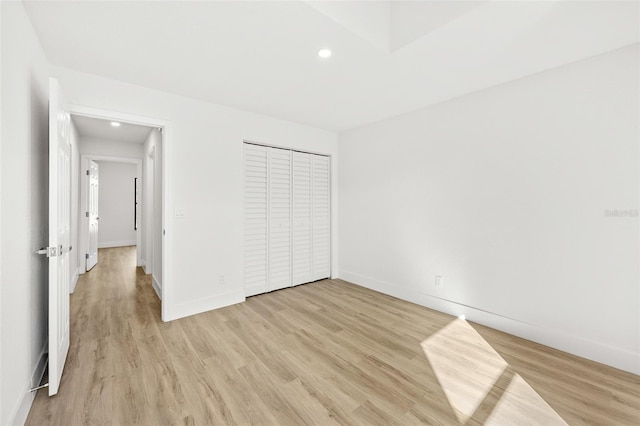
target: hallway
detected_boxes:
[27,247,160,424]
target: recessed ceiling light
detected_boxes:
[317,48,332,58]
[110,121,121,127]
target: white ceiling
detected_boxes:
[72,114,152,144]
[24,1,639,132]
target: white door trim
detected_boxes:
[69,104,171,322]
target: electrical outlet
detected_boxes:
[435,275,443,289]
[175,208,186,218]
[219,274,225,285]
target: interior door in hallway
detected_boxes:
[48,78,72,396]
[86,160,99,270]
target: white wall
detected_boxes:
[0,5,3,424]
[150,130,163,295]
[142,131,155,275]
[53,65,339,321]
[153,134,163,288]
[95,161,138,248]
[153,134,163,289]
[338,45,639,374]
[79,136,144,159]
[0,3,50,424]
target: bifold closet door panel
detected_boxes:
[268,148,292,291]
[312,154,331,281]
[292,152,312,286]
[244,144,269,296]
[244,143,330,296]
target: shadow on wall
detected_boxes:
[29,70,49,384]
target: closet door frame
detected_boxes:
[243,140,332,297]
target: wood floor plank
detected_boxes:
[291,329,415,418]
[225,315,297,384]
[136,334,185,424]
[237,361,310,425]
[352,399,407,426]
[110,335,150,425]
[201,356,280,425]
[25,247,640,426]
[157,321,235,425]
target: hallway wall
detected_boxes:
[96,161,138,248]
[141,128,163,297]
[80,136,144,159]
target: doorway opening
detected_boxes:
[80,156,142,273]
[68,110,167,317]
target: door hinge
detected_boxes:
[86,211,89,218]
[85,253,89,259]
[35,247,57,257]
[86,170,90,175]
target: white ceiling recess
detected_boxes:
[24,1,639,132]
[72,114,152,144]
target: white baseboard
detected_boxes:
[339,270,640,375]
[245,283,268,297]
[152,275,162,300]
[7,341,48,426]
[98,240,136,249]
[70,268,79,294]
[163,290,245,322]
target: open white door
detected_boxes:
[86,160,99,270]
[48,78,71,396]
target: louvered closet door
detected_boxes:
[244,144,269,296]
[292,152,312,285]
[312,155,331,280]
[268,148,292,291]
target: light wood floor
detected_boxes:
[27,247,639,425]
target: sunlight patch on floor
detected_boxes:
[421,317,567,425]
[483,372,567,425]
